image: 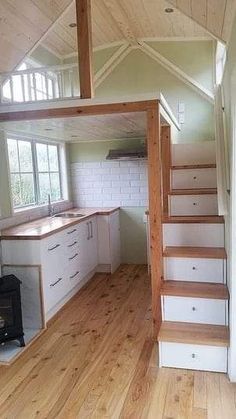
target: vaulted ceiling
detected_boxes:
[167,0,236,43]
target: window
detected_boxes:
[216,42,227,86]
[7,138,62,210]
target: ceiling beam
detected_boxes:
[76,0,94,98]
[139,41,214,104]
[94,43,131,89]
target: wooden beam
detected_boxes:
[0,100,158,122]
[76,0,94,99]
[147,103,163,339]
[94,43,131,89]
[140,41,214,104]
[161,125,171,216]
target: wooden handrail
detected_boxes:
[161,125,171,216]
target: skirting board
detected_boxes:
[96,264,111,273]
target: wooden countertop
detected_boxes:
[0,207,120,240]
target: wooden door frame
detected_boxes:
[0,98,163,339]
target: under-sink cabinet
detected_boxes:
[1,210,120,322]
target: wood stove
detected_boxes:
[0,275,25,347]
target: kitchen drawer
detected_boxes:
[172,168,217,189]
[159,341,227,372]
[63,224,80,244]
[162,296,227,325]
[170,195,218,216]
[41,231,64,272]
[43,271,68,313]
[164,257,225,283]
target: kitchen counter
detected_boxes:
[0,207,120,240]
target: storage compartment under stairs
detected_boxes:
[158,142,229,373]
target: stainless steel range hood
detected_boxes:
[106,147,147,161]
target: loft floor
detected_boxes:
[0,265,235,418]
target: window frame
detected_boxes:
[6,135,64,211]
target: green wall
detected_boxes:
[120,208,147,264]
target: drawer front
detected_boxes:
[170,195,218,216]
[162,296,227,325]
[43,272,68,313]
[164,257,225,283]
[163,223,224,247]
[41,232,64,275]
[159,342,227,373]
[172,168,217,189]
[63,225,80,244]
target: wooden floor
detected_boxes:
[0,265,236,418]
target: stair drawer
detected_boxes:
[163,223,224,247]
[159,342,227,372]
[172,168,217,189]
[162,296,228,325]
[164,257,225,283]
[170,195,218,216]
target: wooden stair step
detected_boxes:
[163,246,227,259]
[169,188,217,195]
[161,280,229,300]
[171,164,216,170]
[158,321,229,347]
[162,215,224,224]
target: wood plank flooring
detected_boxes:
[0,264,235,418]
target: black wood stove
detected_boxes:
[0,275,25,347]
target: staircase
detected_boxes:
[158,141,230,373]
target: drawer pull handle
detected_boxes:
[67,229,77,235]
[50,277,62,287]
[70,271,79,279]
[192,306,196,311]
[192,266,197,270]
[68,241,78,248]
[69,253,78,261]
[191,353,196,359]
[193,176,197,180]
[193,202,198,206]
[48,244,60,252]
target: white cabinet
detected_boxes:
[164,257,226,283]
[97,210,121,273]
[162,296,227,325]
[172,168,217,189]
[80,217,98,278]
[159,342,227,373]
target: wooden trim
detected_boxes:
[163,246,227,259]
[161,280,229,300]
[162,215,225,224]
[161,125,171,216]
[158,321,230,347]
[0,99,158,122]
[147,103,163,339]
[76,0,94,99]
[171,164,217,170]
[169,188,217,195]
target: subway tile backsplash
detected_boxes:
[71,160,148,208]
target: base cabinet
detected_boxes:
[1,210,120,322]
[97,211,121,273]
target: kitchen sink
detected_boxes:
[53,213,85,218]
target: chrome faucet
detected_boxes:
[48,194,54,217]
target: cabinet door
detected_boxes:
[110,211,121,273]
[88,217,98,272]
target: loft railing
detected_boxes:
[0,63,80,104]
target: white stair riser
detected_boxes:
[172,142,216,166]
[163,224,224,247]
[159,342,227,372]
[172,168,217,189]
[170,195,218,216]
[162,296,228,325]
[164,257,226,283]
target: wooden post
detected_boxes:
[161,125,171,216]
[147,103,163,339]
[75,0,94,99]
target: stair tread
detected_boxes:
[161,280,229,299]
[162,215,224,224]
[158,321,229,347]
[170,188,217,195]
[171,164,216,170]
[163,246,227,259]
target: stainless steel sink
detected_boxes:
[53,213,85,218]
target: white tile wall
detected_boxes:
[71,160,148,207]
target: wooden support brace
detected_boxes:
[161,125,171,216]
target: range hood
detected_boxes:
[106,147,147,161]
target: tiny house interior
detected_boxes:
[0,0,236,417]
